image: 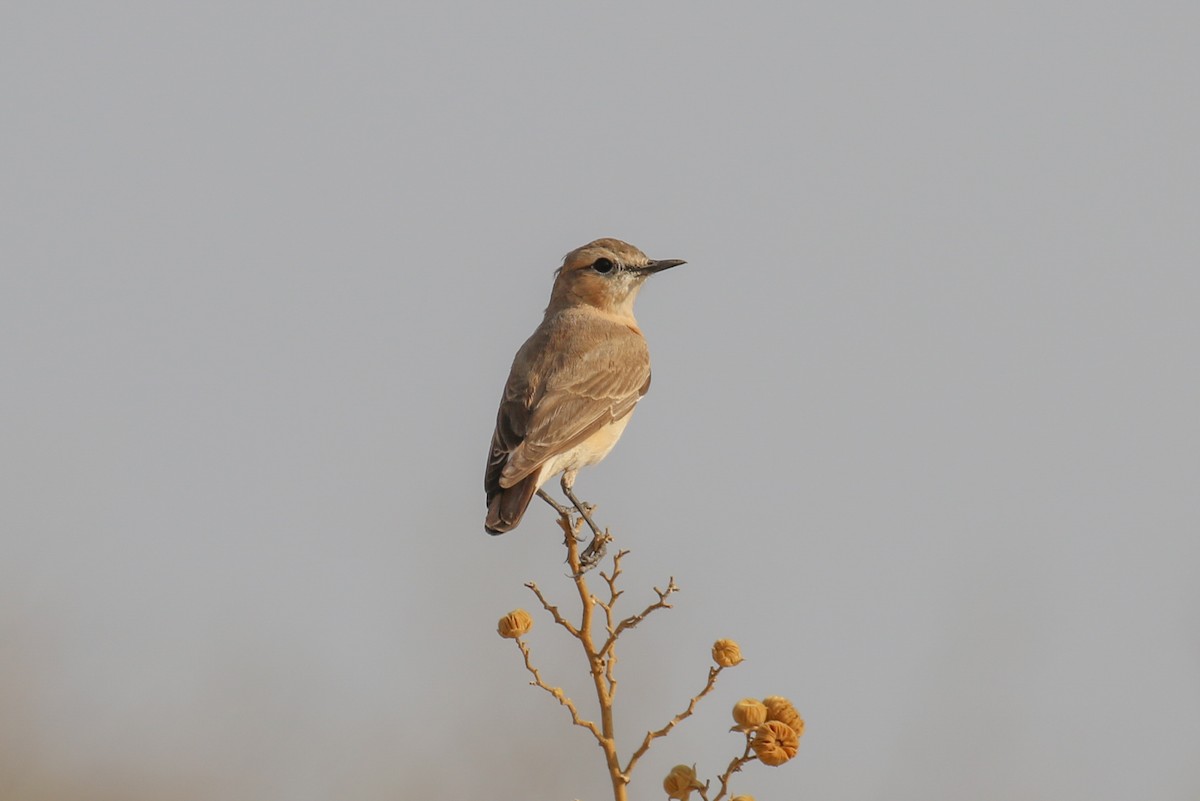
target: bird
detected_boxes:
[485,237,685,539]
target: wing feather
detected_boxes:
[486,315,651,499]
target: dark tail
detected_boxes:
[485,472,540,534]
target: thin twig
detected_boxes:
[600,577,679,658]
[597,551,629,637]
[525,581,580,638]
[595,550,629,696]
[704,735,756,801]
[514,637,603,744]
[622,665,724,777]
[592,587,617,696]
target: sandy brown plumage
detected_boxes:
[484,238,683,534]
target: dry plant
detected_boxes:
[496,508,804,801]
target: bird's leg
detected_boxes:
[560,474,603,540]
[560,474,610,571]
[537,488,587,543]
[536,488,573,519]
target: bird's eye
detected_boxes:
[592,258,614,274]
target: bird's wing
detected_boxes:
[494,326,651,489]
[486,376,528,504]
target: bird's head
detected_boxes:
[548,238,685,317]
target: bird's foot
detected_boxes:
[576,530,612,574]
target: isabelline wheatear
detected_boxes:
[485,238,685,540]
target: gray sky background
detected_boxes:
[3,2,1198,800]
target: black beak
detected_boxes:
[636,258,686,275]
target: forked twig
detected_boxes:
[700,735,757,801]
[601,577,679,658]
[594,550,630,695]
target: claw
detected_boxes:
[577,531,612,573]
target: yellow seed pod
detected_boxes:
[662,764,704,800]
[762,695,804,736]
[711,639,744,667]
[497,609,533,639]
[731,796,756,801]
[731,698,768,730]
[752,720,800,766]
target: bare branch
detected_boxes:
[708,734,756,801]
[592,592,619,697]
[622,665,724,776]
[594,549,630,697]
[555,512,628,796]
[600,549,630,615]
[600,577,679,657]
[514,637,603,744]
[525,581,580,638]
[554,511,588,575]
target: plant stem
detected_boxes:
[559,513,627,801]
